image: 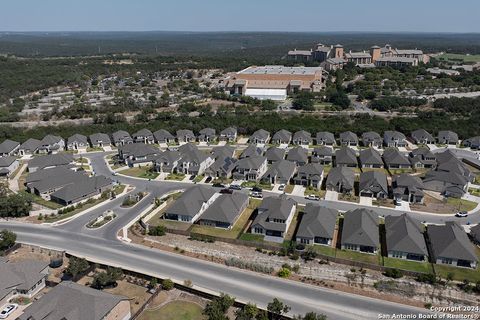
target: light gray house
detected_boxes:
[18,138,41,156]
[423,170,469,198]
[392,174,425,204]
[409,147,436,169]
[362,131,383,148]
[271,129,292,145]
[292,130,312,145]
[133,128,154,144]
[316,132,336,146]
[428,222,478,268]
[286,146,308,166]
[153,129,175,144]
[118,143,159,167]
[326,167,355,194]
[211,145,235,160]
[0,156,19,178]
[198,128,217,143]
[164,186,218,222]
[176,129,196,143]
[89,133,112,148]
[177,146,214,175]
[265,147,286,164]
[0,139,20,156]
[251,196,297,241]
[470,224,480,245]
[66,134,88,151]
[339,131,359,147]
[197,193,249,229]
[249,129,270,144]
[112,130,133,146]
[219,127,237,142]
[437,130,459,146]
[311,146,333,165]
[293,163,324,189]
[261,159,296,185]
[411,129,435,145]
[205,156,238,179]
[359,171,388,198]
[341,209,379,254]
[38,134,65,154]
[335,147,358,167]
[359,148,383,168]
[295,204,337,246]
[233,156,267,181]
[385,213,428,261]
[240,144,263,159]
[153,150,182,173]
[383,148,411,169]
[383,131,407,148]
[463,136,480,150]
[26,169,89,201]
[27,153,74,172]
[50,175,114,206]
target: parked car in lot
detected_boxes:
[213,183,226,188]
[278,184,285,191]
[252,186,263,193]
[205,176,212,183]
[455,211,468,218]
[189,175,196,181]
[229,184,242,190]
[250,191,263,199]
[220,188,233,194]
[305,194,320,201]
[0,304,18,319]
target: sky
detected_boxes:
[1,0,479,33]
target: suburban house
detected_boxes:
[335,147,358,167]
[261,159,296,185]
[463,136,480,149]
[219,127,237,142]
[153,129,175,144]
[411,129,435,145]
[340,209,379,254]
[423,170,469,198]
[435,150,473,182]
[359,148,384,168]
[112,130,133,147]
[385,213,428,261]
[204,156,237,179]
[211,145,235,159]
[50,175,114,206]
[0,260,49,308]
[232,156,267,181]
[470,224,480,245]
[362,131,383,148]
[437,130,459,146]
[293,163,324,189]
[249,129,270,144]
[176,129,196,143]
[132,128,155,144]
[197,192,249,229]
[359,171,388,198]
[316,132,336,146]
[286,146,308,166]
[409,147,437,169]
[18,281,131,320]
[272,129,292,145]
[89,133,112,148]
[66,134,89,151]
[18,138,41,156]
[383,148,411,169]
[392,174,425,204]
[309,147,333,166]
[0,139,20,156]
[295,204,337,246]
[153,150,181,173]
[177,146,214,175]
[27,153,74,172]
[112,130,133,146]
[38,134,65,154]
[118,143,159,167]
[383,131,407,148]
[428,222,478,268]
[198,128,217,143]
[251,196,297,241]
[0,156,20,178]
[164,186,218,222]
[265,147,286,164]
[326,167,355,194]
[292,130,312,145]
[339,131,359,147]
[240,144,263,159]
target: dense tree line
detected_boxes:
[433,96,480,115]
[0,185,33,218]
[369,97,427,111]
[0,230,16,252]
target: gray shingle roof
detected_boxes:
[28,170,88,194]
[428,222,478,262]
[362,131,382,146]
[293,130,312,143]
[385,213,428,256]
[19,138,41,153]
[50,175,114,203]
[211,145,235,159]
[339,131,358,144]
[383,148,410,167]
[28,153,74,171]
[296,204,337,239]
[199,193,249,225]
[89,133,111,145]
[119,143,158,158]
[252,195,296,232]
[359,148,383,166]
[470,224,480,243]
[250,129,270,142]
[198,128,216,140]
[359,171,388,195]
[153,129,174,142]
[316,132,335,145]
[265,147,286,163]
[411,129,434,144]
[0,260,48,301]
[335,147,358,166]
[296,163,323,178]
[112,130,133,144]
[272,129,292,143]
[166,186,217,219]
[384,131,406,143]
[313,146,333,157]
[240,144,263,159]
[0,156,17,168]
[235,156,266,171]
[220,127,237,136]
[67,134,88,146]
[176,129,195,139]
[326,167,355,190]
[262,160,296,182]
[18,281,128,320]
[40,134,63,146]
[437,131,458,144]
[341,208,379,248]
[286,146,308,164]
[0,139,19,154]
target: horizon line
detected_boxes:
[1,30,480,34]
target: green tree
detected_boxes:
[91,267,123,289]
[161,278,174,291]
[65,257,90,278]
[267,298,290,320]
[294,312,328,320]
[0,230,16,251]
[235,303,258,320]
[203,293,235,320]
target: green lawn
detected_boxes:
[44,197,108,223]
[241,181,273,190]
[138,301,204,320]
[437,53,480,63]
[469,188,480,197]
[383,257,433,274]
[284,184,294,194]
[336,250,382,265]
[165,173,186,181]
[434,264,480,282]
[121,166,159,179]
[190,206,254,239]
[75,158,89,164]
[304,186,325,198]
[239,233,265,242]
[312,245,336,257]
[25,193,63,209]
[446,198,478,212]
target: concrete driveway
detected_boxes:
[359,196,372,206]
[325,190,338,201]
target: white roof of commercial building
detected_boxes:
[245,88,287,101]
[239,66,322,76]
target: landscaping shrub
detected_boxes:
[225,257,274,274]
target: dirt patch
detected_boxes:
[411,194,458,214]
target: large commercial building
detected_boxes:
[224,65,326,101]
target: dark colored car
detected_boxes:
[205,177,213,183]
[252,186,263,192]
[213,183,226,188]
[229,184,242,190]
[189,175,196,181]
[220,188,233,194]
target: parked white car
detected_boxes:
[0,304,18,319]
[305,194,320,201]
